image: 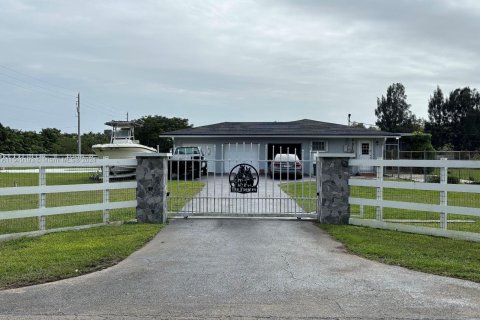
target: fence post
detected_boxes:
[440,158,448,230]
[38,166,46,231]
[316,156,350,224]
[397,147,400,179]
[376,157,383,221]
[315,158,322,220]
[410,151,413,180]
[102,163,110,224]
[136,154,168,224]
[423,149,427,182]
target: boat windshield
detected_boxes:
[113,128,132,139]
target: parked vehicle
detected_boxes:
[269,153,303,178]
[169,146,207,179]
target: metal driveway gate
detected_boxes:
[168,143,317,218]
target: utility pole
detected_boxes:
[77,92,81,155]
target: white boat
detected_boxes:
[92,120,156,175]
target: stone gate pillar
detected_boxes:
[136,154,168,224]
[316,155,352,224]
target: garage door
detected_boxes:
[223,144,260,173]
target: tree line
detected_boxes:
[2,86,479,154]
[0,115,191,154]
[374,83,480,151]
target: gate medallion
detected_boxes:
[229,163,259,193]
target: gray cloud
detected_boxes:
[0,0,479,133]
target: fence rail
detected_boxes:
[384,150,480,161]
[0,156,133,167]
[0,155,137,239]
[349,158,480,242]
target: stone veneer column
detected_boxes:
[316,157,350,224]
[136,154,168,224]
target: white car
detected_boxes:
[269,153,303,178]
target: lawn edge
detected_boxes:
[0,223,164,290]
[316,222,480,284]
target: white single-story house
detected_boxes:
[161,119,400,175]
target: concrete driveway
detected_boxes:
[1,219,479,319]
[179,175,315,216]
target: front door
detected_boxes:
[358,140,373,173]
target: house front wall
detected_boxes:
[172,137,385,175]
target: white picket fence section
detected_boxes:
[349,158,480,242]
[0,155,137,238]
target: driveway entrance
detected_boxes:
[168,143,317,218]
[1,219,479,319]
[177,175,313,217]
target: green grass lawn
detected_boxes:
[281,181,480,233]
[0,223,162,289]
[384,168,480,183]
[280,182,317,213]
[432,168,480,183]
[0,171,94,187]
[0,172,205,235]
[319,224,480,283]
[167,180,206,213]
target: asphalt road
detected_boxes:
[1,219,479,319]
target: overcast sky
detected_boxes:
[1,0,479,133]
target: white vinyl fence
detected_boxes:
[0,155,137,240]
[349,158,480,242]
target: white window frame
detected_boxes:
[361,142,370,155]
[312,141,328,152]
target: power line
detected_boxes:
[77,92,81,155]
[3,65,125,116]
[81,101,118,118]
[0,77,118,119]
[82,97,121,115]
[0,70,74,99]
[0,103,76,120]
[0,65,76,94]
[0,75,74,102]
[0,65,128,120]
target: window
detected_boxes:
[361,143,370,155]
[312,141,327,152]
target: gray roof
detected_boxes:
[161,119,399,138]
